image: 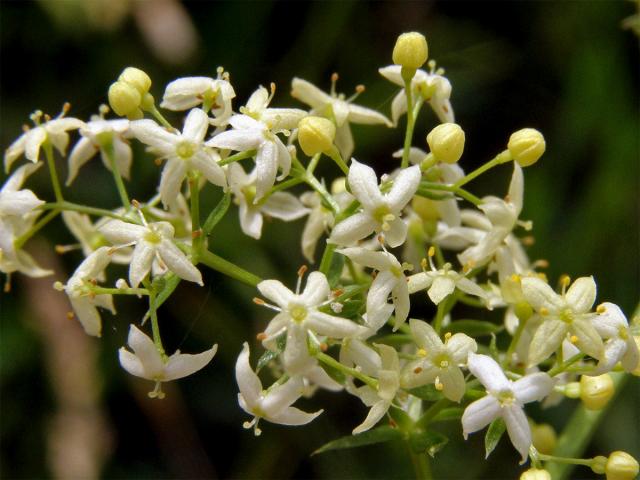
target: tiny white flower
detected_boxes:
[100,218,202,288]
[160,76,236,127]
[119,324,217,399]
[379,64,454,125]
[4,108,84,172]
[590,302,639,374]
[256,271,368,375]
[0,163,52,277]
[291,77,391,159]
[228,163,308,239]
[61,247,115,337]
[401,319,477,402]
[337,247,411,331]
[462,353,554,462]
[207,86,306,200]
[61,211,131,263]
[67,116,132,185]
[236,342,322,435]
[521,276,603,365]
[329,160,421,248]
[131,108,226,208]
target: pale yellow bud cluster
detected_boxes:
[605,451,639,480]
[520,468,551,480]
[531,423,557,455]
[108,67,153,119]
[579,374,614,410]
[297,116,336,156]
[508,128,546,167]
[426,123,465,164]
[393,32,429,70]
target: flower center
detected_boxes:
[176,140,196,159]
[289,303,308,323]
[497,390,515,407]
[144,229,162,244]
[433,352,450,369]
[242,185,257,205]
[559,308,574,324]
[618,326,629,340]
[373,205,395,231]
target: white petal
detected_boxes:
[262,108,307,131]
[383,216,408,248]
[130,120,176,153]
[386,165,421,212]
[126,324,164,379]
[66,137,97,185]
[161,77,216,110]
[456,277,488,301]
[246,86,269,113]
[24,128,47,163]
[206,128,262,151]
[390,91,408,126]
[72,246,112,280]
[378,65,404,86]
[119,348,146,378]
[508,164,524,215]
[407,272,433,294]
[129,241,155,288]
[2,162,41,192]
[182,108,210,143]
[0,189,44,216]
[512,373,554,404]
[270,406,323,426]
[439,366,466,402]
[347,104,392,126]
[503,405,531,463]
[447,333,478,364]
[329,213,376,246]
[335,123,354,160]
[290,77,331,108]
[163,344,217,381]
[565,276,597,313]
[337,247,394,272]
[391,276,410,329]
[158,239,202,285]
[340,339,381,376]
[261,192,309,221]
[592,302,626,338]
[235,342,263,409]
[528,319,568,366]
[300,271,330,306]
[348,160,383,210]
[112,138,133,180]
[190,151,226,188]
[409,318,443,351]
[352,399,389,434]
[571,319,604,360]
[159,159,187,208]
[306,311,366,339]
[521,277,563,312]
[255,141,278,200]
[257,279,295,308]
[461,395,501,438]
[262,375,305,416]
[428,275,456,305]
[467,353,510,392]
[4,132,27,171]
[239,203,263,239]
[366,270,397,329]
[70,298,102,337]
[100,220,146,244]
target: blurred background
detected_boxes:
[1,1,638,478]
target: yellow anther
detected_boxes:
[420,258,428,270]
[417,348,428,357]
[560,274,571,288]
[596,304,606,314]
[252,297,266,305]
[510,273,521,283]
[297,265,308,278]
[256,332,267,341]
[428,246,436,257]
[540,307,549,316]
[570,335,579,344]
[320,343,329,352]
[413,367,423,374]
[66,311,75,320]
[444,332,452,341]
[434,377,444,391]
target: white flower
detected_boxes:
[236,342,322,435]
[337,247,411,331]
[61,211,131,263]
[344,343,400,434]
[401,319,477,402]
[61,247,115,337]
[160,76,236,127]
[329,160,421,248]
[256,271,367,375]
[4,109,84,172]
[291,77,391,159]
[119,324,217,398]
[100,218,202,288]
[206,86,306,201]
[131,108,226,208]
[408,254,487,306]
[228,163,308,239]
[590,302,639,374]
[0,163,52,277]
[379,65,454,125]
[521,276,603,366]
[461,353,553,462]
[67,116,132,185]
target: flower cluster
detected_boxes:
[2,31,638,478]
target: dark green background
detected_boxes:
[1,1,638,478]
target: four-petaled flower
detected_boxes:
[401,319,477,402]
[100,218,203,288]
[291,77,391,159]
[119,324,217,399]
[590,302,639,374]
[131,108,226,208]
[462,353,553,462]
[236,342,322,435]
[329,160,421,247]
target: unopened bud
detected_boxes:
[297,116,336,156]
[411,196,439,222]
[520,468,551,480]
[108,81,142,118]
[531,423,557,455]
[632,336,640,376]
[118,67,152,96]
[592,456,608,475]
[392,32,428,70]
[426,123,465,164]
[605,451,639,480]
[580,374,614,410]
[508,128,546,167]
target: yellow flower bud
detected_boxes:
[531,423,557,455]
[579,374,614,410]
[108,81,141,118]
[605,451,639,480]
[520,468,551,480]
[392,32,428,70]
[297,116,336,156]
[412,196,439,222]
[118,67,152,95]
[592,456,608,474]
[426,123,465,164]
[508,128,546,167]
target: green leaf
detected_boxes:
[388,406,413,431]
[430,407,464,423]
[312,425,403,455]
[326,252,345,288]
[318,358,346,385]
[484,417,506,458]
[408,429,449,456]
[203,190,231,234]
[409,384,444,401]
[256,333,286,372]
[155,273,181,310]
[443,319,502,337]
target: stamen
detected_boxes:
[444,332,452,342]
[560,275,571,295]
[420,258,428,270]
[53,281,65,291]
[521,235,535,246]
[417,348,428,357]
[3,274,10,293]
[253,297,266,305]
[569,335,578,344]
[330,72,339,97]
[533,259,549,269]
[413,367,423,374]
[346,84,365,103]
[320,342,328,352]
[256,332,267,341]
[596,304,606,314]
[253,297,281,313]
[66,311,75,320]
[434,377,444,391]
[267,82,276,105]
[148,381,166,399]
[540,307,549,316]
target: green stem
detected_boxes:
[315,351,378,389]
[147,104,174,129]
[189,175,202,260]
[144,280,165,356]
[43,141,64,202]
[39,201,137,223]
[433,301,447,334]
[198,249,262,287]
[401,78,423,169]
[327,147,349,176]
[266,176,305,196]
[202,191,231,235]
[415,398,451,430]
[102,140,131,210]
[420,182,483,206]
[13,209,59,249]
[91,286,149,296]
[537,453,594,468]
[548,353,586,377]
[452,151,512,189]
[504,316,528,367]
[305,173,340,214]
[307,152,321,175]
[408,448,432,480]
[319,243,337,276]
[218,149,257,166]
